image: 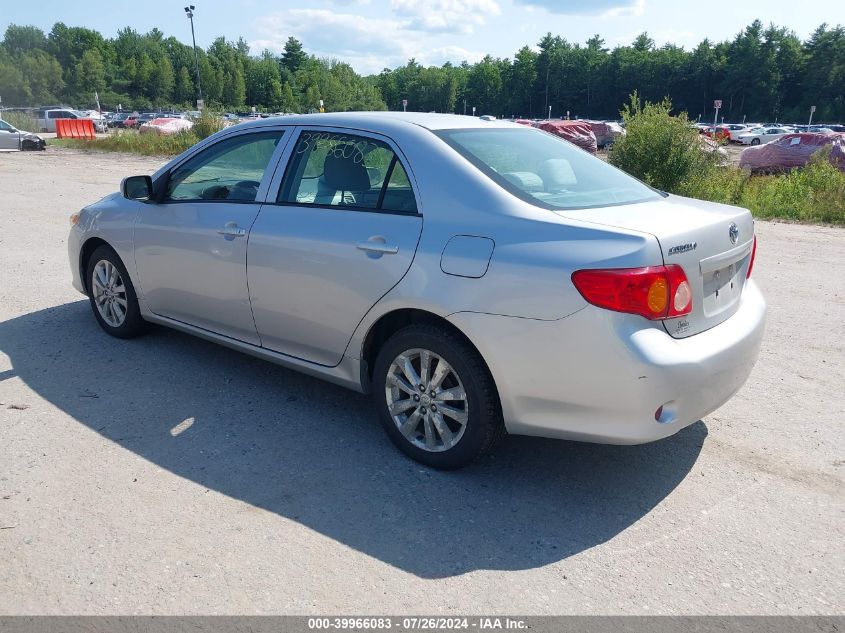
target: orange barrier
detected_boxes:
[55,118,96,140]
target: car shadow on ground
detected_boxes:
[0,301,706,578]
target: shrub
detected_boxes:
[192,110,226,140]
[609,93,720,193]
[1,110,38,132]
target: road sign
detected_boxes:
[714,100,722,109]
[197,99,205,110]
[402,99,408,113]
[810,105,816,113]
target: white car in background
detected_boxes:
[736,126,792,145]
[36,108,106,133]
[722,124,750,142]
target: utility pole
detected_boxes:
[184,5,203,109]
[808,105,816,127]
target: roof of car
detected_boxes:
[228,111,521,134]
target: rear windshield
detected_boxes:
[436,127,662,210]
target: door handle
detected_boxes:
[356,242,399,255]
[218,223,246,238]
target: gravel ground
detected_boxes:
[0,147,843,615]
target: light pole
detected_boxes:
[184,5,203,109]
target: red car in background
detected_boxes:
[123,114,140,128]
[701,126,730,142]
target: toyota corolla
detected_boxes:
[68,112,765,469]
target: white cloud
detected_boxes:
[251,8,487,74]
[512,0,644,17]
[654,29,697,46]
[390,0,501,34]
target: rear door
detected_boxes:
[247,127,423,366]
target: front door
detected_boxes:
[248,129,423,366]
[134,129,288,344]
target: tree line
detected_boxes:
[0,23,384,113]
[376,21,845,123]
[1,20,843,122]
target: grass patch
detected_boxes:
[684,155,845,226]
[51,130,200,157]
[49,111,227,157]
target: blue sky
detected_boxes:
[2,0,840,74]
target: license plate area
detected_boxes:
[702,261,743,317]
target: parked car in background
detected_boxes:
[537,119,598,154]
[721,124,749,142]
[588,120,626,148]
[35,108,97,133]
[123,114,140,128]
[740,132,845,173]
[134,113,158,128]
[0,117,46,150]
[68,112,764,469]
[736,126,792,145]
[701,126,731,142]
[109,113,130,128]
[138,117,194,136]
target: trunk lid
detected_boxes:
[557,195,755,338]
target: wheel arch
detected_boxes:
[78,237,116,294]
[360,308,501,405]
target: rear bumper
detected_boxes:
[448,281,766,444]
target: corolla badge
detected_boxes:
[729,222,739,244]
[668,242,697,255]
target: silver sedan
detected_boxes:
[68,113,765,469]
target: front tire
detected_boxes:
[85,245,147,339]
[751,138,761,145]
[372,324,505,469]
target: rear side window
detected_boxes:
[279,131,417,214]
[165,131,283,202]
[437,128,661,210]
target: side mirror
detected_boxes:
[121,175,153,201]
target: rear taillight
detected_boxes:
[746,235,757,279]
[571,265,693,320]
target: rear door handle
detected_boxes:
[356,242,399,255]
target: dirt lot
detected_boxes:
[0,147,843,614]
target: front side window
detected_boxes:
[437,128,661,210]
[0,120,13,131]
[165,131,283,202]
[279,131,417,214]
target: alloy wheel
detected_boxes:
[91,259,128,328]
[385,348,469,452]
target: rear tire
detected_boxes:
[85,245,147,339]
[372,324,505,470]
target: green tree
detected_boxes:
[2,24,48,55]
[281,37,307,74]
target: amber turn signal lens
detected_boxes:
[646,278,668,314]
[69,212,81,226]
